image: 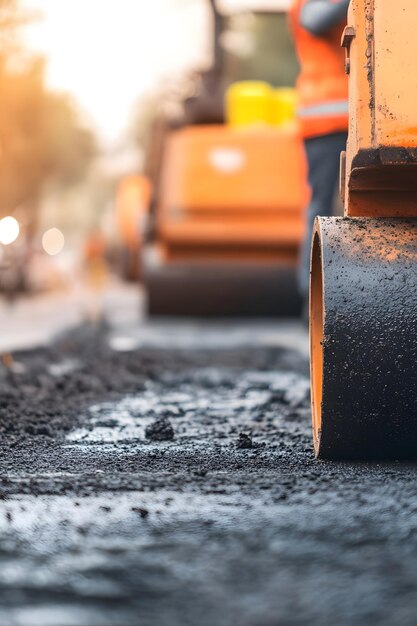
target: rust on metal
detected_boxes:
[365,0,375,132]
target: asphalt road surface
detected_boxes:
[0,302,416,626]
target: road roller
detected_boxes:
[115,175,151,281]
[310,0,417,459]
[142,0,309,317]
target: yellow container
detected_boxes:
[226,81,274,127]
[272,88,297,126]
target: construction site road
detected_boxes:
[0,288,416,626]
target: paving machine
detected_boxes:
[142,0,309,316]
[310,0,417,459]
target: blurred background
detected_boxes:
[0,0,306,322]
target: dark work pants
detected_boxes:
[298,131,348,299]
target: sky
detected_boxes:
[21,0,212,146]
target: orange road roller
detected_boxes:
[144,115,308,317]
[142,0,309,317]
[115,175,152,281]
[310,0,417,459]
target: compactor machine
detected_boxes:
[142,0,308,316]
[115,175,151,281]
[310,0,417,459]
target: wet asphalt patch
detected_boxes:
[0,322,415,625]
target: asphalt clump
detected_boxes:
[145,418,175,441]
[236,433,253,449]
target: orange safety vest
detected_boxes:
[289,0,348,139]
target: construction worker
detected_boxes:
[289,0,349,305]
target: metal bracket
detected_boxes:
[342,26,356,75]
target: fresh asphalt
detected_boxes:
[0,316,415,626]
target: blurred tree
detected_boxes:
[0,0,39,60]
[0,0,26,47]
[0,0,96,224]
[0,58,96,216]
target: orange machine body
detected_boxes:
[309,0,417,459]
[155,123,309,262]
[116,175,152,249]
[342,0,417,218]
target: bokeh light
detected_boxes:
[0,217,20,246]
[42,228,65,256]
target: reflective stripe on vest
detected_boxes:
[297,100,349,118]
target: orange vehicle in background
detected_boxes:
[115,175,151,280]
[142,0,309,316]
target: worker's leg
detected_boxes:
[298,131,348,300]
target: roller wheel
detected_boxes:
[310,217,417,460]
[143,245,301,317]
